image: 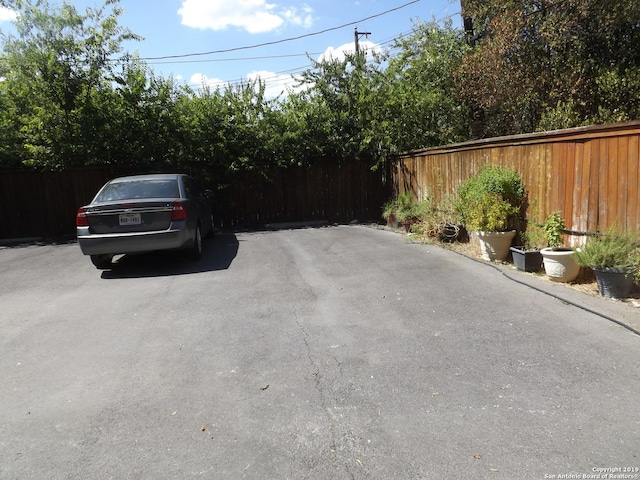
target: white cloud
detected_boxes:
[0,6,17,22]
[318,40,381,63]
[178,0,313,34]
[188,70,303,99]
[247,70,304,99]
[281,5,313,29]
[189,73,227,90]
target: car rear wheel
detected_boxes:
[90,254,113,269]
[187,225,202,260]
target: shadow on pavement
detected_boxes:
[100,231,239,279]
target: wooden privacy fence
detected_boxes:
[0,166,140,239]
[392,121,640,242]
[224,161,389,227]
[0,161,390,239]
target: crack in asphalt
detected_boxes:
[293,309,357,480]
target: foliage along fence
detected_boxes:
[0,160,390,240]
[391,121,640,244]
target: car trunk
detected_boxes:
[85,200,176,234]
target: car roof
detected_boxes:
[108,174,186,183]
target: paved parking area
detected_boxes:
[1,226,639,479]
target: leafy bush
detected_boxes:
[411,193,460,241]
[456,165,525,231]
[382,192,411,221]
[522,221,546,250]
[382,192,432,224]
[574,229,640,273]
[542,211,566,249]
[462,192,519,232]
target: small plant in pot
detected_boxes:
[457,165,525,261]
[573,228,639,298]
[383,192,411,229]
[540,211,580,282]
[510,220,545,272]
[382,192,431,232]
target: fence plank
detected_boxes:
[587,139,599,232]
[628,136,639,231]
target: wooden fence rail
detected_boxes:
[391,121,640,243]
[0,161,390,240]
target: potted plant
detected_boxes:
[573,228,639,298]
[383,193,410,229]
[540,211,580,282]
[383,193,432,233]
[510,220,545,272]
[457,165,525,261]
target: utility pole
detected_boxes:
[354,27,371,55]
[460,0,474,46]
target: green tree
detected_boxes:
[0,0,140,168]
[287,54,372,164]
[381,19,470,152]
[458,0,640,137]
[282,20,470,169]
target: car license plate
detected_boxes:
[119,213,141,225]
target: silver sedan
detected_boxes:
[76,174,214,269]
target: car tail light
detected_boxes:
[76,207,89,227]
[171,201,187,221]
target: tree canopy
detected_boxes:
[1,0,639,173]
[458,0,640,137]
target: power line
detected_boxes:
[136,0,421,61]
[146,10,460,69]
[147,52,322,66]
[184,11,462,91]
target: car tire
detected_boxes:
[91,254,113,269]
[187,224,202,260]
[206,213,215,238]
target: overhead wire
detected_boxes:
[135,0,422,62]
[181,10,461,92]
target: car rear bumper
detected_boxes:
[77,227,192,256]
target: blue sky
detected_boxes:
[1,0,463,97]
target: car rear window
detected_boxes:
[96,179,180,202]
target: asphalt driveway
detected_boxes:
[1,226,639,479]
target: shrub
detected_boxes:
[411,193,460,241]
[382,192,413,221]
[542,211,566,249]
[457,165,525,231]
[574,229,640,272]
[382,192,433,224]
[522,221,546,250]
